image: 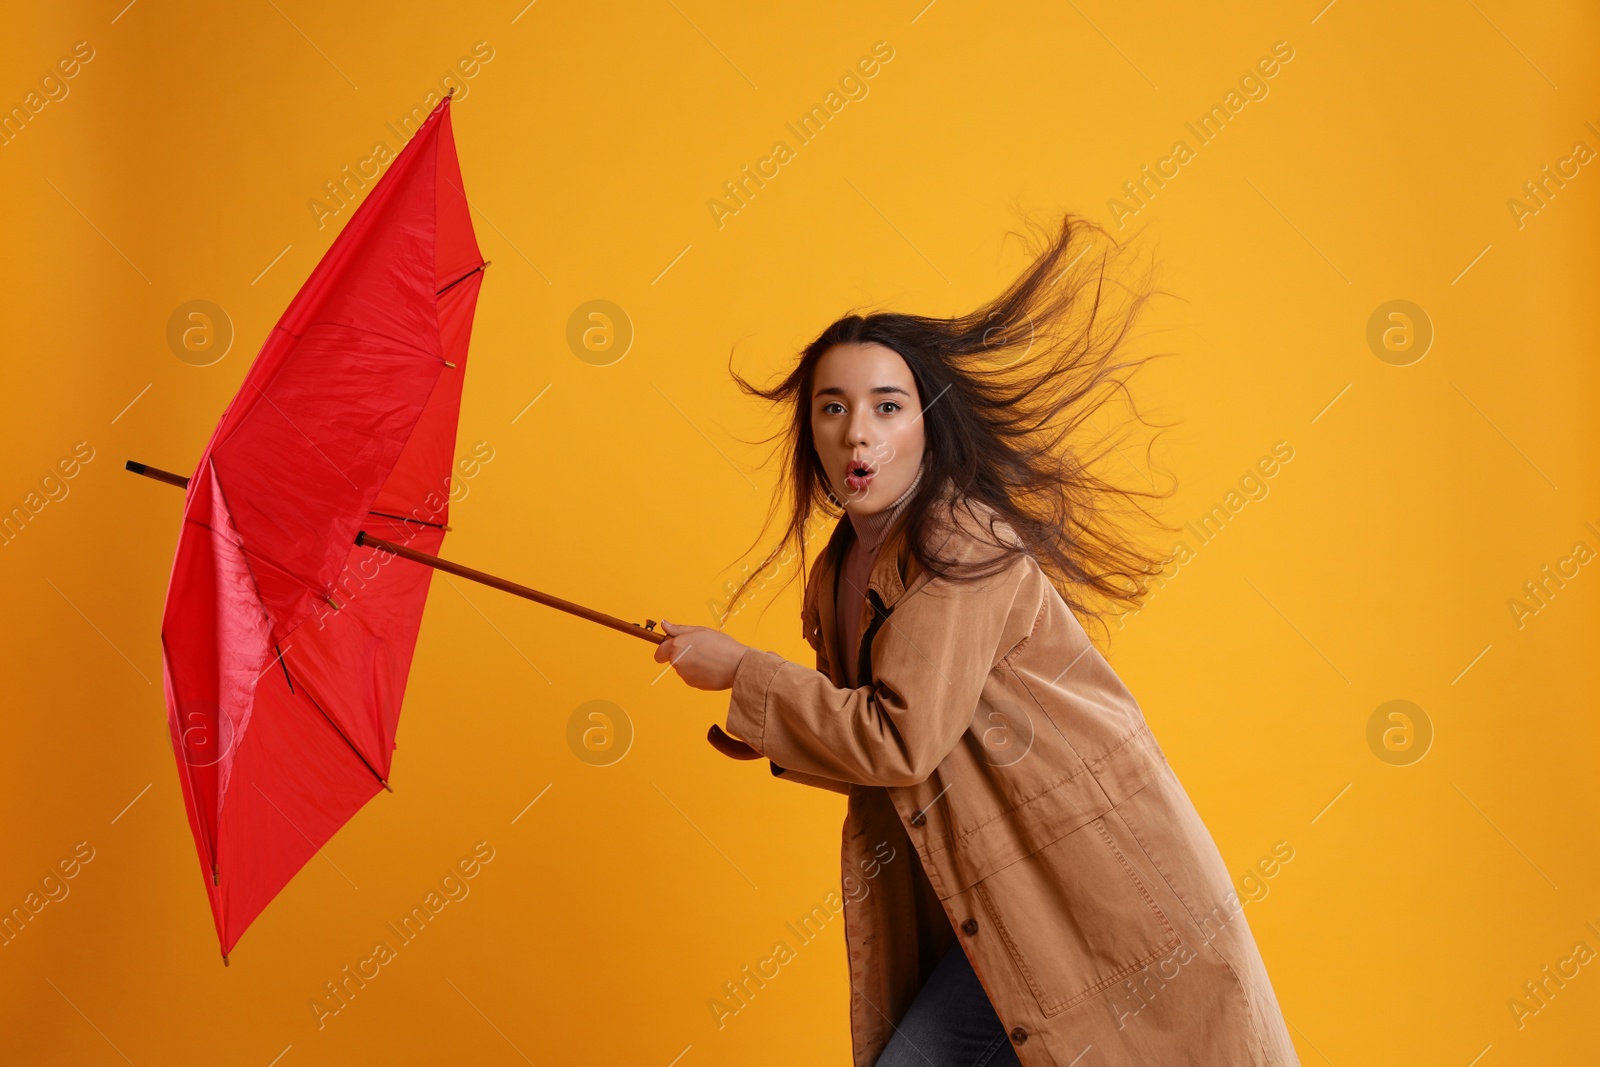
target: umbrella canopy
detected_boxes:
[159,94,485,960]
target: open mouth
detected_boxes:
[844,458,876,493]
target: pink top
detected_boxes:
[833,457,926,688]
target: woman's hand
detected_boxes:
[653,619,750,691]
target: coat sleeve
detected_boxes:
[724,552,1037,788]
[765,615,853,795]
[768,760,853,794]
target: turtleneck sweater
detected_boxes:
[834,456,926,688]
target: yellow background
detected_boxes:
[2,1,1597,1063]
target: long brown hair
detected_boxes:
[721,211,1180,645]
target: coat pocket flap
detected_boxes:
[973,813,1182,1016]
[923,722,1168,899]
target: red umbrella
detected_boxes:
[145,92,482,961]
[127,94,689,962]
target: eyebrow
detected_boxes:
[813,385,912,398]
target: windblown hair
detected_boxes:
[721,211,1182,645]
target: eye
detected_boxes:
[877,401,901,414]
[821,401,845,415]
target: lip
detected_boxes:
[844,456,877,493]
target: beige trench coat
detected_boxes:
[719,480,1301,1067]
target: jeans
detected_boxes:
[871,940,1023,1067]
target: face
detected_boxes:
[810,341,927,515]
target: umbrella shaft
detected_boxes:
[125,461,190,489]
[125,460,667,645]
[357,532,666,645]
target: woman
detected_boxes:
[653,213,1300,1067]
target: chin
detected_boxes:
[845,490,893,514]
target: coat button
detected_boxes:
[961,918,978,935]
[909,810,926,826]
[1009,1026,1028,1045]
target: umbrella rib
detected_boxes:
[273,642,294,693]
[181,517,328,603]
[242,381,362,493]
[367,509,447,530]
[436,261,489,296]
[188,506,435,605]
[189,471,327,614]
[276,650,392,793]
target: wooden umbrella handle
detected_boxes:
[707,724,761,759]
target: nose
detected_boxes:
[845,405,873,449]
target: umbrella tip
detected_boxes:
[381,779,393,793]
[125,460,145,474]
[222,954,229,967]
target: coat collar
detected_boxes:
[801,475,963,677]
